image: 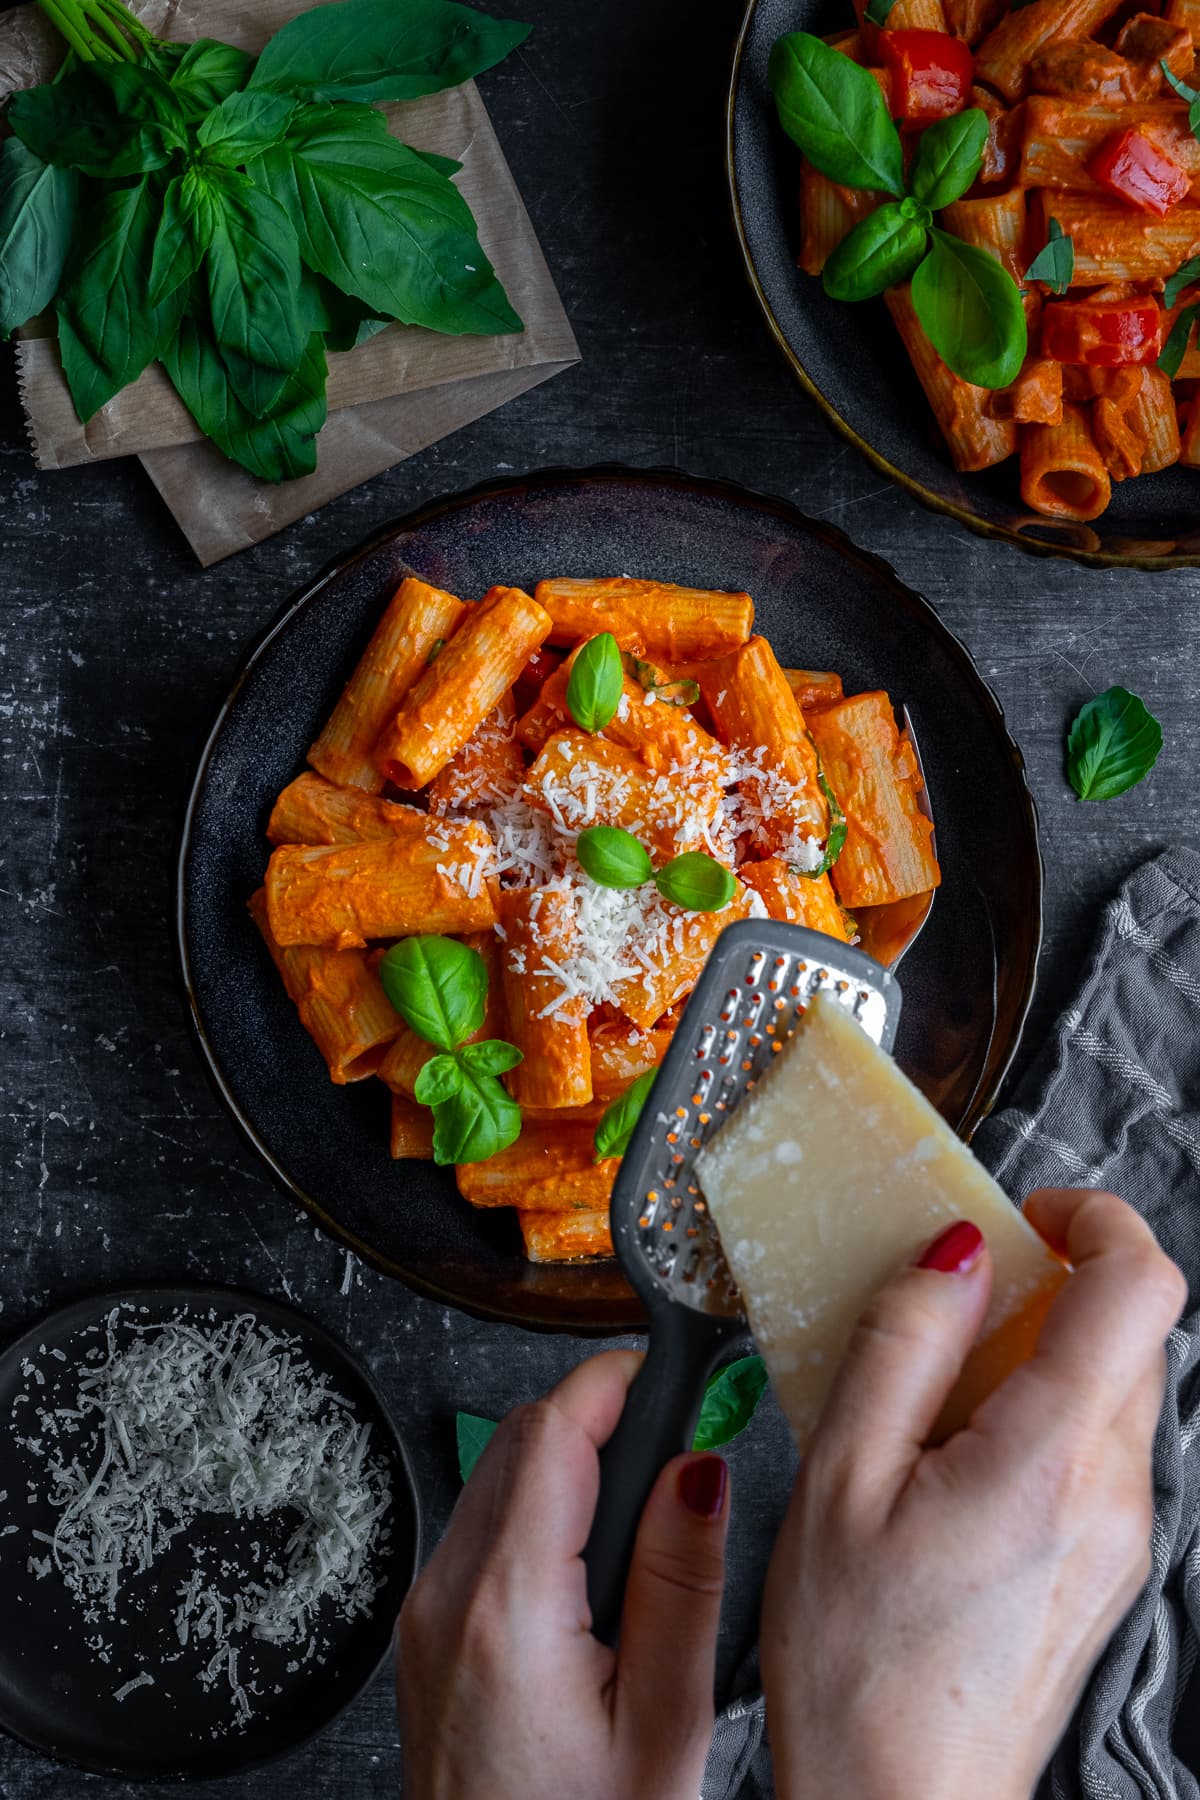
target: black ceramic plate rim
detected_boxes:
[725,0,1200,574]
[175,462,1044,1322]
[0,1280,421,1784]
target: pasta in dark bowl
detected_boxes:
[728,0,1200,567]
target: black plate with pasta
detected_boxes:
[177,465,1042,1333]
[728,0,1200,569]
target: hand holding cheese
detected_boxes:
[696,993,1069,1448]
[759,1186,1186,1800]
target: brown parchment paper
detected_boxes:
[1,0,579,562]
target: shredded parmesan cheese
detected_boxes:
[18,1309,393,1727]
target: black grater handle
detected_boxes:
[583,1307,732,1648]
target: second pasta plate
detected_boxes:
[728,0,1200,568]
[178,466,1041,1332]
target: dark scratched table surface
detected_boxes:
[2,0,1200,1794]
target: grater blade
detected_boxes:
[610,920,903,1322]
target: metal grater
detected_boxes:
[584,921,903,1645]
[617,922,901,1322]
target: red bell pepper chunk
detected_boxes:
[1041,297,1162,367]
[878,29,974,123]
[1087,127,1191,218]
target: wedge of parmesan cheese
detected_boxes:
[696,994,1068,1450]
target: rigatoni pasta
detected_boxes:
[256,565,940,1264]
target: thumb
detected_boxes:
[807,1220,993,1518]
[612,1452,729,1779]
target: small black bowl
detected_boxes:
[177,464,1043,1334]
[727,0,1200,570]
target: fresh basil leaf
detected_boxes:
[202,170,308,415]
[456,1411,498,1482]
[822,202,928,303]
[413,1051,464,1106]
[250,0,530,103]
[169,39,255,116]
[796,739,848,880]
[161,316,328,481]
[593,1068,658,1162]
[907,109,989,212]
[767,32,904,198]
[56,178,186,422]
[654,852,736,913]
[431,1065,522,1164]
[575,824,653,889]
[252,105,521,335]
[459,1039,523,1078]
[1165,256,1200,310]
[911,228,1027,390]
[864,0,898,22]
[148,170,213,308]
[0,139,77,339]
[1066,686,1163,801]
[379,936,488,1050]
[1159,303,1199,378]
[1023,217,1074,297]
[197,90,297,164]
[8,65,182,178]
[566,632,623,731]
[692,1355,769,1453]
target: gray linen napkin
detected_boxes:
[702,846,1200,1800]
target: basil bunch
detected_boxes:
[0,0,528,481]
[380,936,523,1165]
[768,33,1026,390]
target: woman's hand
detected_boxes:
[760,1187,1187,1800]
[396,1350,731,1800]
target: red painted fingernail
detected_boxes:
[678,1455,728,1520]
[917,1221,984,1274]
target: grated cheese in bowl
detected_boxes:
[21,1306,393,1727]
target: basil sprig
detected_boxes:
[567,632,624,732]
[593,1067,658,1161]
[380,936,522,1165]
[576,825,653,889]
[1023,217,1073,296]
[768,37,1026,389]
[654,852,736,912]
[0,0,528,477]
[1066,687,1163,802]
[575,824,737,914]
[455,1352,768,1482]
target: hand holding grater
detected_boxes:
[582,919,903,1647]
